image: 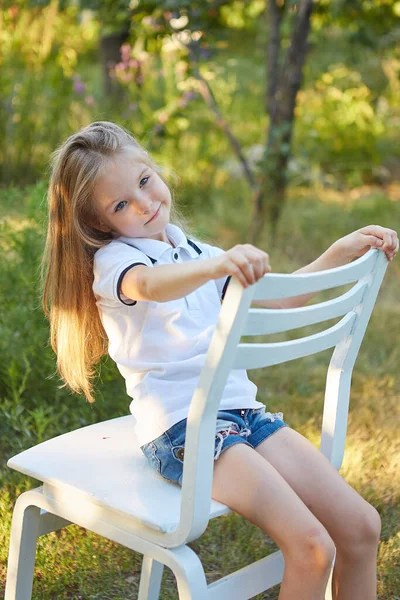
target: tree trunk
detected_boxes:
[99,25,131,99]
[249,0,314,246]
[249,136,288,244]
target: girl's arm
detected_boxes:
[121,243,271,303]
[253,225,399,310]
[122,259,218,303]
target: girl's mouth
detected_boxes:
[146,203,161,224]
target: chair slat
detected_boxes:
[233,312,356,370]
[253,249,376,301]
[245,280,367,335]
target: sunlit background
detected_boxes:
[0,1,399,598]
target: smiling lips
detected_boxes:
[146,203,161,224]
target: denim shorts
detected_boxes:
[140,406,289,486]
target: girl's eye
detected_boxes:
[115,201,127,212]
[114,176,150,211]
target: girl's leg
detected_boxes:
[211,443,336,600]
[254,427,381,600]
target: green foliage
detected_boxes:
[1,1,400,189]
[0,2,100,185]
[70,0,131,33]
[27,0,131,32]
[1,1,400,192]
[313,0,400,49]
[294,65,386,186]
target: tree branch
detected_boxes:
[186,43,257,190]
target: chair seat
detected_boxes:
[7,415,231,534]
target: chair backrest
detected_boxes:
[166,248,388,547]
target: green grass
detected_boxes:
[0,181,399,598]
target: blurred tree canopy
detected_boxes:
[1,0,399,238]
[314,0,400,46]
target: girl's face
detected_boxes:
[92,148,172,242]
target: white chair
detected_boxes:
[5,248,388,600]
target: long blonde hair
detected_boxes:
[41,121,193,403]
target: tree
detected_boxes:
[250,0,314,243]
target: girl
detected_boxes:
[42,120,398,600]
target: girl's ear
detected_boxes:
[95,222,112,233]
[87,213,112,233]
[85,203,113,233]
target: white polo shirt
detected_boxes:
[92,223,263,446]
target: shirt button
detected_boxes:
[173,252,179,261]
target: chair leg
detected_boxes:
[137,545,208,600]
[5,495,41,600]
[138,556,164,600]
[324,551,336,600]
[168,545,208,600]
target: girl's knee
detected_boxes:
[362,505,382,545]
[285,527,336,574]
[337,503,381,557]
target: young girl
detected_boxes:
[42,121,398,600]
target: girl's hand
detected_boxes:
[334,225,399,263]
[210,244,271,288]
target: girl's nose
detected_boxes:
[136,200,153,215]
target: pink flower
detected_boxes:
[178,97,187,108]
[85,96,95,105]
[120,44,131,62]
[73,80,85,95]
[178,91,197,108]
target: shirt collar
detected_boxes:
[116,223,202,262]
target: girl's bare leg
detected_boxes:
[331,546,379,600]
[255,426,381,600]
[211,443,336,600]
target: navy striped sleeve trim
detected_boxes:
[116,262,148,306]
[221,276,231,301]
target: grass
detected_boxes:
[0,180,399,599]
